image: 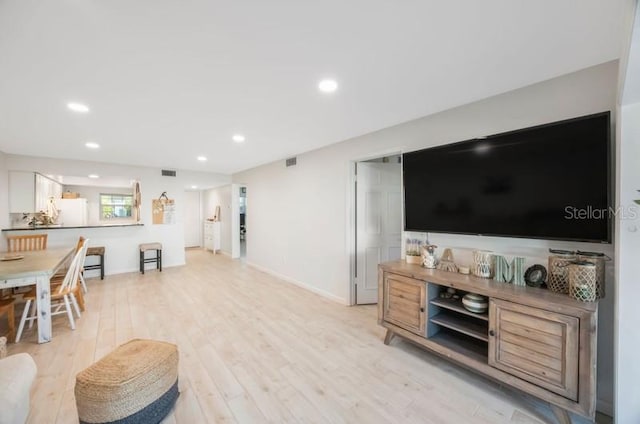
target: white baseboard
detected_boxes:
[91,261,186,278]
[246,261,349,305]
[596,398,613,417]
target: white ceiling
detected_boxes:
[0,1,631,175]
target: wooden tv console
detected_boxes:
[378,261,597,423]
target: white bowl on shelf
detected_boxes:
[462,293,488,314]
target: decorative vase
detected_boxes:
[473,250,494,278]
[405,255,422,265]
[421,245,438,269]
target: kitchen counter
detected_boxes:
[2,223,144,232]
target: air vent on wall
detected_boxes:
[161,169,177,177]
[286,157,297,167]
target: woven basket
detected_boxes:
[547,253,576,294]
[75,339,179,424]
[569,261,597,302]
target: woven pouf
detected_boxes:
[75,339,179,424]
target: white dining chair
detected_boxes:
[15,240,87,343]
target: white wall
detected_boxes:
[233,61,618,413]
[616,102,640,424]
[2,155,230,274]
[183,190,202,247]
[0,151,8,229]
[203,184,232,254]
[616,2,640,422]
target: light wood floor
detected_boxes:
[8,249,608,424]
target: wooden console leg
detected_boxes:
[383,329,395,345]
[550,404,572,424]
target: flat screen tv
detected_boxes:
[403,112,611,243]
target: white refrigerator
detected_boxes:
[57,198,88,227]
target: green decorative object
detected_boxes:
[493,255,525,285]
[512,257,526,286]
[494,255,512,283]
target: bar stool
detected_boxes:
[84,246,105,280]
[139,243,162,274]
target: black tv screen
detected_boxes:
[403,112,611,243]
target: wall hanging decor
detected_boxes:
[152,192,176,225]
[134,181,141,223]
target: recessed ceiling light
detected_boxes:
[197,156,207,161]
[191,185,198,189]
[232,134,245,143]
[67,102,90,113]
[85,142,100,149]
[318,79,338,93]
[88,174,99,179]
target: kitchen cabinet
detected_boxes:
[378,261,597,423]
[9,172,63,213]
[9,171,36,213]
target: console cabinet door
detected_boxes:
[489,299,579,400]
[383,273,426,336]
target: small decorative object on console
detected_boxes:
[405,238,424,264]
[462,293,488,313]
[494,255,526,285]
[576,251,608,299]
[458,266,470,275]
[494,255,513,283]
[421,244,438,269]
[524,264,547,287]
[436,248,458,273]
[548,249,577,294]
[568,261,597,302]
[472,250,494,278]
[512,257,526,286]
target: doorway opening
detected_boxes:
[239,186,247,259]
[351,154,403,305]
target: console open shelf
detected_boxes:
[429,297,489,321]
[429,329,488,363]
[430,312,489,342]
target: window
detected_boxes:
[100,194,133,220]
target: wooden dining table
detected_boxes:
[0,247,75,343]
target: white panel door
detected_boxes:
[184,191,202,247]
[356,161,402,304]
